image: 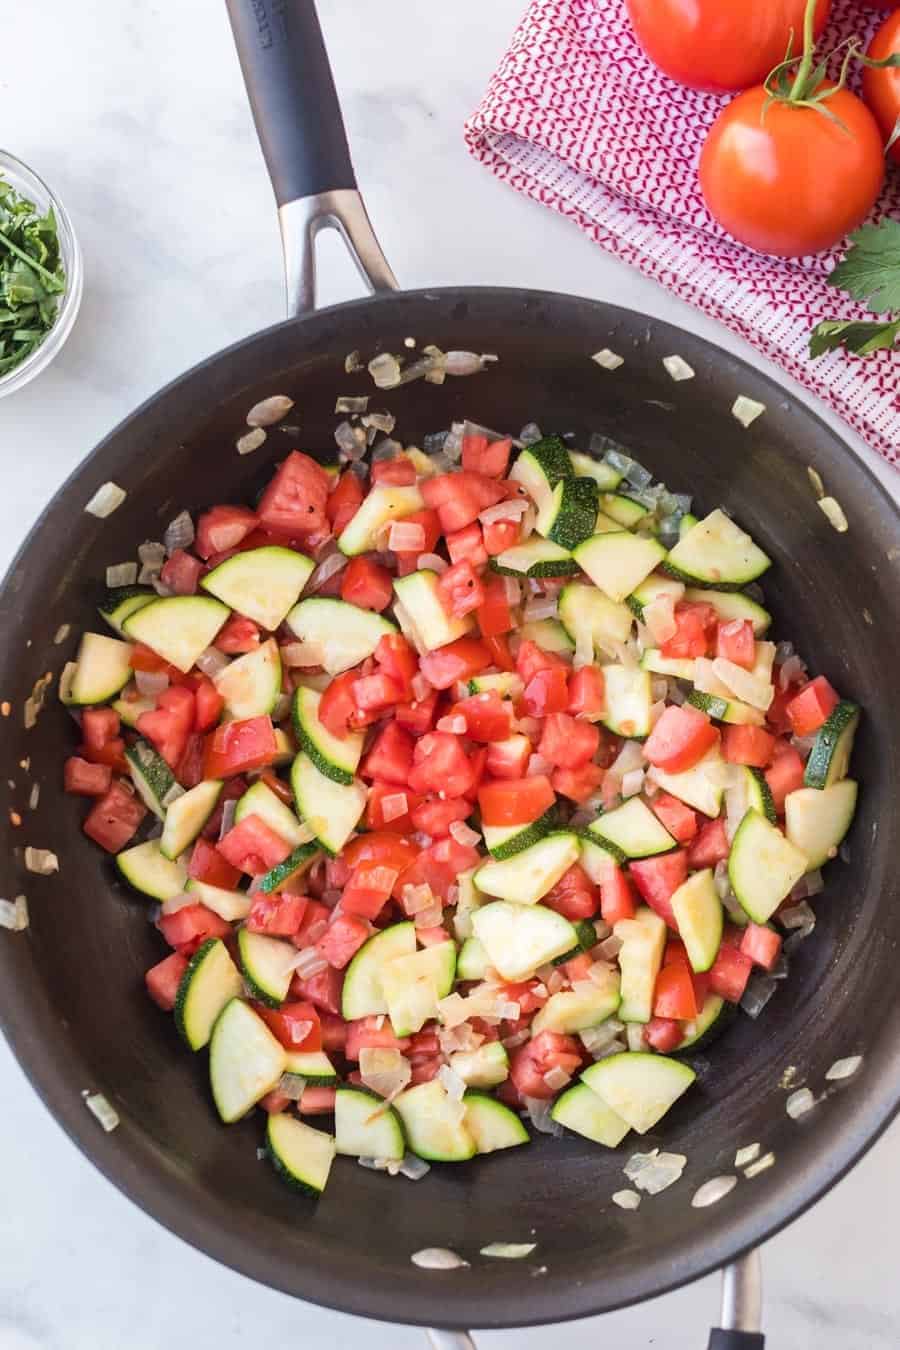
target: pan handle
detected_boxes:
[224,0,397,315]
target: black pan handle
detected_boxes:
[708,1334,765,1350]
[224,0,397,314]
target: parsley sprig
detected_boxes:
[0,176,66,378]
[810,220,900,359]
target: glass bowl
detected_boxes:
[0,149,83,398]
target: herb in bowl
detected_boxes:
[0,175,66,377]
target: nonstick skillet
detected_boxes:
[1,3,900,1347]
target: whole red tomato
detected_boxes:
[624,0,832,94]
[699,85,885,256]
[863,9,900,165]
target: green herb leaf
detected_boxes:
[809,318,900,359]
[0,174,65,379]
[825,220,900,315]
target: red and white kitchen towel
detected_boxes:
[465,0,900,464]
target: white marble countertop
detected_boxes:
[1,2,898,1347]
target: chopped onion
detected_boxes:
[53,623,71,645]
[445,351,489,377]
[643,595,677,645]
[135,669,169,698]
[85,482,127,518]
[621,768,644,799]
[24,847,58,875]
[502,1029,530,1050]
[542,1065,571,1093]
[291,947,328,980]
[281,640,325,668]
[438,1064,466,1103]
[598,935,623,961]
[663,355,695,382]
[381,792,409,824]
[25,670,55,729]
[626,1149,687,1195]
[161,891,195,916]
[480,1242,537,1259]
[237,428,266,455]
[704,759,742,790]
[786,1087,816,1119]
[411,1247,469,1271]
[449,819,481,848]
[807,465,826,500]
[611,1189,641,1210]
[741,973,778,1019]
[610,739,644,778]
[734,1143,760,1168]
[744,1151,775,1179]
[819,496,848,533]
[106,562,138,588]
[732,395,766,428]
[27,783,39,811]
[480,498,529,526]
[523,1096,564,1136]
[389,521,426,553]
[218,799,237,840]
[826,1055,862,1081]
[0,895,28,931]
[789,870,824,901]
[780,899,815,930]
[711,658,773,711]
[592,349,625,371]
[335,395,368,415]
[164,510,195,554]
[522,595,559,622]
[368,353,402,390]
[196,645,230,677]
[692,1175,737,1209]
[779,654,807,690]
[83,1091,120,1132]
[247,395,294,428]
[519,422,543,444]
[361,1047,411,1099]
[416,552,448,575]
[307,549,348,593]
[277,1073,307,1101]
[414,905,444,930]
[399,1153,431,1181]
[626,1024,645,1053]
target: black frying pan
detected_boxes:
[2,3,900,1347]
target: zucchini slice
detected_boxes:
[648,745,725,817]
[475,832,581,905]
[518,618,575,654]
[601,664,653,738]
[472,901,577,981]
[728,809,808,923]
[341,922,417,1021]
[267,1113,336,1196]
[392,570,473,652]
[394,1080,476,1162]
[626,574,685,622]
[482,805,558,861]
[568,449,623,491]
[111,690,155,727]
[97,585,156,637]
[684,587,771,635]
[664,509,771,590]
[784,780,857,870]
[209,999,286,1123]
[614,906,667,1023]
[551,1082,630,1147]
[160,779,222,860]
[579,833,626,882]
[677,994,731,1054]
[380,942,457,1037]
[212,638,281,720]
[234,779,310,850]
[201,546,314,632]
[125,737,181,820]
[285,597,397,675]
[337,482,424,556]
[803,701,860,790]
[589,797,675,859]
[174,938,243,1050]
[334,1086,405,1160]
[573,532,666,604]
[598,493,651,529]
[467,672,524,698]
[742,765,776,824]
[670,869,723,973]
[185,877,253,921]
[532,969,621,1034]
[290,753,367,856]
[580,1052,695,1134]
[558,581,634,651]
[68,632,133,705]
[535,476,600,551]
[256,841,320,895]
[293,685,364,785]
[449,1042,509,1089]
[238,929,297,1007]
[464,1092,529,1153]
[509,436,573,510]
[456,935,491,982]
[116,839,188,900]
[641,649,696,682]
[284,1049,338,1084]
[687,689,765,727]
[123,596,230,673]
[491,537,578,578]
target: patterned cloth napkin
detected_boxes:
[465,0,900,464]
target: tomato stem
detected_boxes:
[789,0,819,101]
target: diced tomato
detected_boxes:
[407,1030,442,1059]
[644,704,719,774]
[82,707,120,753]
[327,469,364,535]
[360,721,415,786]
[343,832,420,877]
[482,517,520,555]
[257,1001,322,1052]
[740,923,782,971]
[722,724,776,768]
[318,1011,348,1053]
[486,734,531,780]
[509,1030,582,1100]
[410,795,472,837]
[629,850,689,929]
[651,792,698,843]
[204,715,277,778]
[391,508,441,564]
[159,548,204,596]
[291,898,329,947]
[687,817,729,869]
[341,862,396,920]
[515,638,564,683]
[661,601,717,660]
[365,782,419,832]
[371,455,416,486]
[157,903,231,955]
[552,762,604,803]
[145,952,189,1011]
[523,667,569,718]
[421,471,506,534]
[482,634,515,672]
[538,712,600,768]
[64,756,112,797]
[83,780,146,853]
[544,864,599,920]
[193,676,224,732]
[473,573,512,638]
[258,1089,290,1114]
[290,965,343,1016]
[136,685,195,771]
[188,836,242,889]
[174,732,205,789]
[406,1057,440,1085]
[344,1015,411,1060]
[402,835,479,902]
[766,674,805,735]
[317,670,358,739]
[478,774,555,827]
[298,1086,337,1115]
[217,813,292,875]
[437,560,485,620]
[129,643,173,675]
[708,943,753,1003]
[246,892,308,937]
[568,667,605,720]
[315,913,371,969]
[465,435,512,478]
[194,504,259,560]
[257,451,331,538]
[352,672,403,714]
[716,619,755,669]
[764,743,805,814]
[653,962,698,1020]
[214,613,261,653]
[644,1017,685,1053]
[419,637,491,690]
[341,556,393,612]
[446,522,489,569]
[415,927,449,948]
[375,633,418,700]
[599,864,636,924]
[409,731,477,798]
[498,979,548,1016]
[452,691,513,742]
[785,675,839,738]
